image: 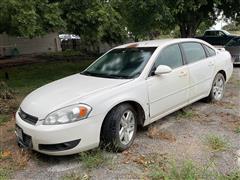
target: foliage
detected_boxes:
[0,0,65,38]
[117,0,173,40]
[61,0,127,44]
[204,134,230,152]
[217,0,240,24]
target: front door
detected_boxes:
[147,44,189,118]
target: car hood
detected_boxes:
[20,74,131,119]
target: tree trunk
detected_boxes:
[179,21,201,38]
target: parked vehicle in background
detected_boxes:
[195,30,238,46]
[59,34,80,42]
[225,37,240,65]
[15,39,233,155]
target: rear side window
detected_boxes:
[203,45,216,57]
[181,42,206,64]
[155,44,183,69]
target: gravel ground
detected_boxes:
[13,68,240,180]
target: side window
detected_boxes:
[155,44,183,69]
[203,45,216,57]
[205,31,216,36]
[181,42,206,64]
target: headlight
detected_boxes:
[43,104,92,125]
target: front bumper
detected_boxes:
[15,112,105,155]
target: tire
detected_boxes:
[100,103,137,152]
[204,73,225,102]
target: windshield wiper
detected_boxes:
[81,71,131,79]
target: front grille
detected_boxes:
[18,108,38,125]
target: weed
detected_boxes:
[12,149,31,168]
[145,159,202,180]
[177,108,198,119]
[203,134,230,152]
[78,149,108,169]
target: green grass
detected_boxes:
[203,134,230,152]
[143,155,240,180]
[0,115,10,126]
[78,149,108,169]
[0,60,93,95]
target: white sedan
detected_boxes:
[15,39,233,155]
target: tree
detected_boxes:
[0,0,65,38]
[217,0,240,24]
[166,0,219,38]
[117,0,173,40]
[61,0,127,44]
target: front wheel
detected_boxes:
[205,73,225,102]
[100,104,137,152]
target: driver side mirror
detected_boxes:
[154,65,172,75]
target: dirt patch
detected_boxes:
[147,126,176,142]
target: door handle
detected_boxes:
[179,71,187,77]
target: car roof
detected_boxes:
[115,38,208,48]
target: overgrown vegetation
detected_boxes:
[78,149,108,169]
[203,134,230,152]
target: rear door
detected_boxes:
[181,42,215,102]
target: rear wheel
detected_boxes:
[205,73,225,102]
[100,104,137,152]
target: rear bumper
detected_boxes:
[16,112,105,155]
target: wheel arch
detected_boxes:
[100,100,146,136]
[217,70,226,81]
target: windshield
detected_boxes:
[81,47,156,79]
[226,38,240,47]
